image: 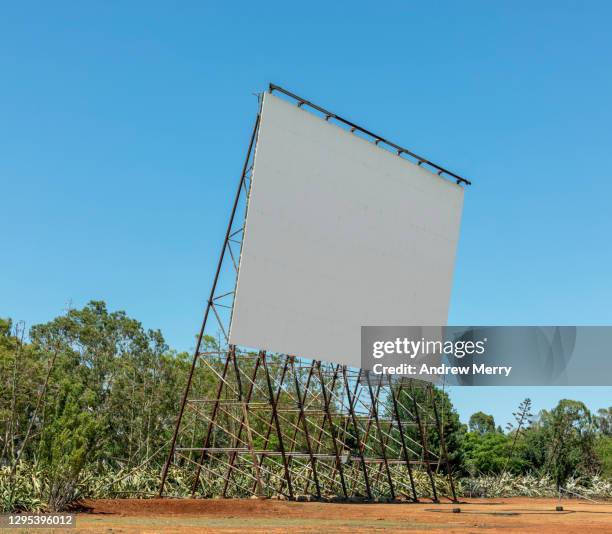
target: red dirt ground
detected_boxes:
[43,497,612,533]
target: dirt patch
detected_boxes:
[45,497,612,533]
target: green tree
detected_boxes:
[38,380,101,511]
[0,301,221,510]
[595,435,612,480]
[0,319,49,464]
[503,398,533,473]
[595,407,612,436]
[468,412,496,435]
[533,400,599,487]
[462,431,526,475]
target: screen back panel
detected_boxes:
[229,93,464,367]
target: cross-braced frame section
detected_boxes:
[159,88,459,502]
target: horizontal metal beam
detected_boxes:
[269,83,471,186]
[177,448,440,465]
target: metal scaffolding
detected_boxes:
[158,85,460,502]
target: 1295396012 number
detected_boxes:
[0,514,75,528]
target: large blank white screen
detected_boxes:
[229,93,464,367]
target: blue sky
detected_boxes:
[1,1,611,428]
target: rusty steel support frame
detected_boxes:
[427,383,458,502]
[365,372,395,499]
[220,355,262,497]
[232,347,264,495]
[317,362,348,498]
[251,356,290,495]
[342,367,372,499]
[409,380,439,503]
[158,108,261,497]
[190,351,232,496]
[290,357,322,498]
[158,85,461,502]
[261,352,294,499]
[389,379,419,502]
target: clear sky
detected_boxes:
[1,2,611,429]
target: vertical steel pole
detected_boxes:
[190,351,232,495]
[293,366,319,494]
[232,348,264,496]
[290,357,321,498]
[262,352,294,499]
[251,356,290,494]
[428,384,458,502]
[389,379,418,502]
[342,367,372,499]
[317,362,348,498]
[365,372,395,499]
[409,380,438,503]
[304,360,336,493]
[289,361,316,449]
[222,355,262,496]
